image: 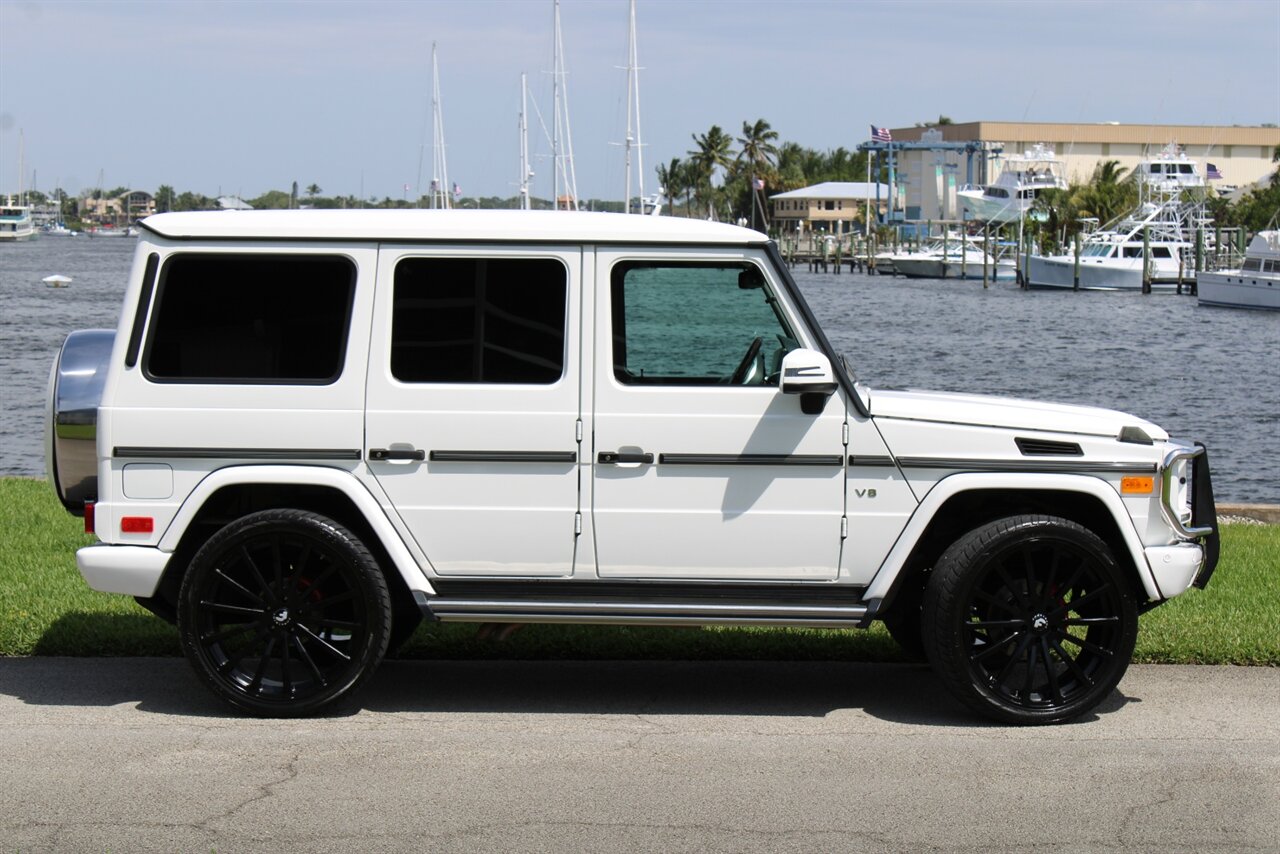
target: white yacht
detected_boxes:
[1196,231,1280,311]
[958,144,1067,224]
[893,234,1008,280]
[1025,144,1207,290]
[0,200,35,242]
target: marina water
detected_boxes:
[2,237,1276,503]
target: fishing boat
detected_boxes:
[42,274,72,288]
[958,143,1067,224]
[1196,231,1280,311]
[1025,143,1208,290]
[888,233,1014,280]
[0,200,35,242]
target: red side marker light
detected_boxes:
[121,516,154,534]
[84,501,96,535]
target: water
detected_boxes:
[2,238,1277,502]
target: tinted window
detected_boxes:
[146,254,354,383]
[392,257,566,384]
[611,262,796,386]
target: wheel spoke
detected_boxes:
[970,630,1023,663]
[201,621,260,644]
[271,538,284,598]
[213,567,266,607]
[1054,629,1113,658]
[1051,583,1112,618]
[200,600,267,618]
[292,635,327,687]
[247,636,277,695]
[1022,641,1039,699]
[974,590,1022,618]
[995,565,1032,610]
[1050,636,1094,688]
[1063,616,1120,626]
[315,618,360,631]
[1036,551,1063,611]
[993,633,1034,685]
[966,618,1026,629]
[295,565,337,602]
[281,635,293,698]
[238,545,273,604]
[296,623,353,661]
[285,545,313,603]
[1040,638,1064,704]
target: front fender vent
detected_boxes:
[1015,437,1084,457]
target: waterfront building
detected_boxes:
[80,190,156,225]
[884,121,1279,222]
[769,181,890,234]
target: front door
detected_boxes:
[589,249,846,581]
[365,246,582,577]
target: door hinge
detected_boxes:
[574,512,582,536]
[841,516,848,539]
[576,419,583,443]
[842,422,849,446]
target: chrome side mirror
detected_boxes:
[779,349,837,414]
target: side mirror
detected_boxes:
[780,349,837,414]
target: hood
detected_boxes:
[866,388,1168,442]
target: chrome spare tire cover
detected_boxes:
[47,329,115,513]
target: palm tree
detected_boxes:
[688,125,735,218]
[736,119,779,228]
[655,157,688,216]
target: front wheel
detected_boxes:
[178,509,391,717]
[922,515,1137,725]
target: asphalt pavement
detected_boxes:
[1,658,1277,852]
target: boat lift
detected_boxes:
[857,137,1002,226]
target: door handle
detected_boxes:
[368,448,426,461]
[598,451,654,464]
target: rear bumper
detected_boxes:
[77,545,169,597]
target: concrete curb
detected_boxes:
[1218,503,1280,524]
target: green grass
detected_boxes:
[2,476,1276,664]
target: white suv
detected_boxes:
[47,210,1219,723]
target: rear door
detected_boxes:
[365,245,583,577]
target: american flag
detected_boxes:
[1206,163,1223,180]
[452,182,462,198]
[753,178,765,190]
[871,125,892,142]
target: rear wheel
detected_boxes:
[178,509,391,717]
[922,515,1137,725]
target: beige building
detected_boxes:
[770,182,890,233]
[80,190,156,224]
[884,122,1278,222]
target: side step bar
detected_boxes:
[417,594,872,629]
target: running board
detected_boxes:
[418,595,873,629]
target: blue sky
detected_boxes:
[1,0,1277,203]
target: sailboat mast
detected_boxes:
[431,42,451,210]
[519,72,531,210]
[552,0,578,211]
[627,0,644,212]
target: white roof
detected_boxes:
[140,209,768,244]
[769,182,890,201]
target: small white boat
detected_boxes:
[892,234,1007,280]
[0,201,35,242]
[43,274,72,288]
[1197,231,1280,311]
[958,143,1068,224]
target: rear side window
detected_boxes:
[391,257,567,384]
[145,254,355,383]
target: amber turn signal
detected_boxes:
[1121,476,1154,495]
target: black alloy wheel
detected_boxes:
[922,515,1137,725]
[178,509,391,717]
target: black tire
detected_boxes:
[922,515,1137,725]
[178,509,391,717]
